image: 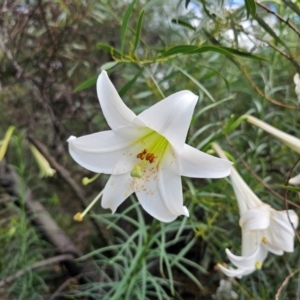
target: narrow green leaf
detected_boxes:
[160,45,199,57]
[194,45,267,61]
[220,46,268,61]
[173,262,203,290]
[171,18,195,31]
[278,185,300,193]
[255,16,288,49]
[101,61,119,70]
[161,45,267,61]
[97,43,122,58]
[195,95,235,118]
[121,0,137,53]
[282,0,300,15]
[174,65,215,102]
[119,69,143,97]
[245,0,256,19]
[223,115,248,134]
[73,76,97,93]
[133,10,145,53]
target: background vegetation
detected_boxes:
[0,0,300,299]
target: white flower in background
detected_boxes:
[246,115,300,187]
[212,279,238,300]
[213,143,298,278]
[68,71,232,222]
[246,115,300,155]
[293,73,300,103]
[289,173,300,186]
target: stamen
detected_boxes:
[130,165,143,178]
[73,189,104,222]
[146,153,155,163]
[137,149,147,160]
[255,261,262,270]
[82,173,101,185]
[73,212,83,222]
[134,131,169,171]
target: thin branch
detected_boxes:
[238,59,300,110]
[48,271,97,300]
[224,136,300,210]
[0,254,74,288]
[284,156,300,242]
[275,269,300,300]
[0,160,100,300]
[37,0,57,52]
[27,134,111,246]
[0,161,82,258]
[27,134,89,208]
[255,1,300,38]
[243,29,300,71]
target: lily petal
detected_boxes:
[134,164,179,222]
[179,144,232,178]
[101,173,134,213]
[230,167,263,215]
[68,130,138,174]
[97,71,136,129]
[218,263,254,278]
[137,91,198,151]
[158,146,189,216]
[265,210,298,253]
[241,230,259,257]
[225,245,268,270]
[239,205,271,232]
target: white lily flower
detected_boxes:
[68,71,232,222]
[246,115,300,155]
[213,143,298,278]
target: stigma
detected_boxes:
[130,165,143,178]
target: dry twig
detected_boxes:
[0,254,74,288]
[255,1,300,38]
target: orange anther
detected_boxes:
[146,153,155,163]
[137,149,147,160]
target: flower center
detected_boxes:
[130,130,169,178]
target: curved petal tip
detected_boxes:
[289,173,300,186]
[67,135,77,142]
[183,206,190,217]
